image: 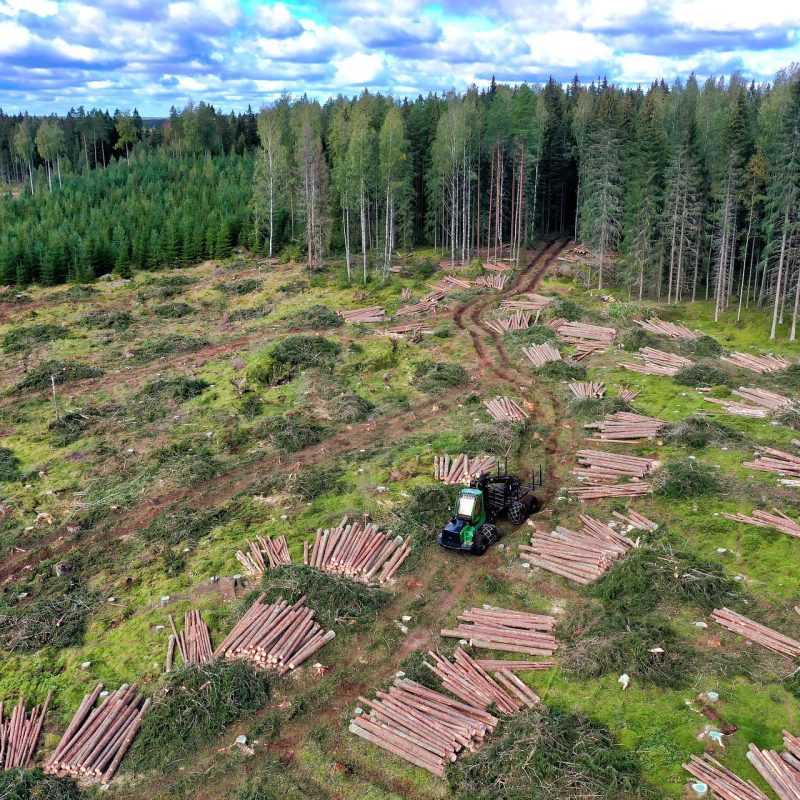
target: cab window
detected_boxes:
[457,494,476,519]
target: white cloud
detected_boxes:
[0,0,57,17]
[525,30,615,66]
[0,19,32,52]
[670,0,800,31]
[334,51,384,85]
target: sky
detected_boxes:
[1,0,799,115]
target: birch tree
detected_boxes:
[378,106,411,276]
[253,107,288,258]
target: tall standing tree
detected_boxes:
[378,105,411,276]
[13,119,35,195]
[253,107,288,258]
[347,105,377,282]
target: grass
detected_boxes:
[0,446,22,482]
[0,769,82,800]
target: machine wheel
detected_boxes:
[507,501,527,525]
[473,524,498,555]
[525,494,541,515]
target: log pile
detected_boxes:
[215,594,335,674]
[425,648,539,714]
[711,608,800,657]
[747,731,800,799]
[475,274,507,290]
[350,678,498,776]
[683,753,768,800]
[611,509,658,532]
[573,449,657,483]
[440,607,558,656]
[617,386,640,402]
[434,454,496,484]
[546,316,567,331]
[571,342,608,361]
[45,683,150,784]
[585,411,665,440]
[520,516,636,584]
[381,323,434,339]
[723,509,800,540]
[566,483,653,500]
[431,276,473,294]
[0,693,51,770]
[555,321,616,349]
[634,318,698,339]
[483,261,511,271]
[722,352,792,373]
[522,342,561,367]
[705,397,771,418]
[168,610,214,668]
[474,660,554,671]
[569,381,606,399]
[303,518,410,584]
[483,396,529,422]
[485,310,531,333]
[236,535,291,576]
[708,387,797,417]
[338,306,388,323]
[500,293,552,313]
[743,447,800,478]
[396,299,439,316]
[618,347,693,377]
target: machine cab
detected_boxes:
[456,488,483,523]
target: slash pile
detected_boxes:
[45,683,150,784]
[215,595,335,674]
[683,753,768,800]
[522,342,562,367]
[569,381,606,399]
[351,678,498,776]
[723,508,800,539]
[168,610,214,668]
[744,446,800,478]
[585,411,665,440]
[634,318,698,339]
[337,306,388,323]
[475,274,507,289]
[0,693,51,770]
[236,535,291,576]
[747,730,800,798]
[722,352,793,373]
[303,517,410,584]
[434,453,496,484]
[441,607,558,656]
[711,608,800,657]
[520,515,636,584]
[484,396,529,422]
[485,309,531,333]
[619,347,693,377]
[572,448,657,483]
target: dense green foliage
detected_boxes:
[0,769,82,800]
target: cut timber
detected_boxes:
[546,316,567,332]
[522,342,561,367]
[0,693,51,770]
[565,483,653,500]
[569,381,606,399]
[617,386,640,402]
[485,309,532,333]
[634,318,698,339]
[500,293,552,313]
[722,352,793,374]
[434,454,496,484]
[474,660,554,671]
[743,447,800,478]
[475,274,507,290]
[555,321,616,348]
[483,261,511,271]
[45,683,150,784]
[215,594,335,674]
[573,449,657,482]
[440,607,557,656]
[236,535,291,576]
[723,509,800,540]
[683,753,769,800]
[747,741,800,799]
[381,323,434,339]
[483,396,529,423]
[585,411,665,441]
[708,387,797,417]
[304,517,410,584]
[168,610,214,666]
[711,608,800,657]
[396,299,440,316]
[337,306,388,324]
[618,347,693,377]
[611,509,658,532]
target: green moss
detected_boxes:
[0,446,22,482]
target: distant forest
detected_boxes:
[1,67,798,338]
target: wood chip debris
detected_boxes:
[45,683,150,784]
[723,509,800,539]
[522,342,561,367]
[236,535,291,576]
[743,446,800,478]
[634,318,698,339]
[722,352,793,374]
[434,453,496,484]
[569,381,606,399]
[483,396,529,422]
[0,693,51,771]
[585,411,665,440]
[711,607,800,657]
[440,607,558,656]
[168,610,214,668]
[337,306,388,323]
[215,594,335,674]
[618,347,693,377]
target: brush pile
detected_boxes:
[722,352,793,373]
[337,307,388,324]
[747,731,800,798]
[520,516,636,584]
[485,310,531,333]
[45,683,150,784]
[434,453,496,484]
[303,518,410,584]
[500,294,553,313]
[441,607,558,656]
[683,753,768,800]
[711,608,800,657]
[572,449,657,483]
[484,396,529,422]
[723,509,800,539]
[744,446,800,478]
[215,594,335,674]
[618,347,693,377]
[569,381,606,399]
[585,411,665,441]
[425,648,539,713]
[611,509,658,532]
[522,342,562,367]
[236,535,291,576]
[167,610,213,668]
[634,318,698,339]
[555,321,616,349]
[351,678,498,776]
[475,274,507,290]
[0,693,51,770]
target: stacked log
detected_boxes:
[722,352,792,373]
[546,316,567,331]
[566,483,653,500]
[573,449,657,483]
[611,509,658,532]
[500,293,552,313]
[711,608,800,657]
[236,535,291,576]
[431,276,473,293]
[705,397,770,418]
[485,310,531,333]
[303,517,410,584]
[555,321,616,348]
[475,274,507,290]
[520,516,636,584]
[747,740,800,799]
[618,347,693,377]
[434,454,496,484]
[0,693,51,770]
[743,447,800,478]
[396,300,439,316]
[168,610,214,667]
[351,678,498,776]
[571,341,608,361]
[425,648,536,713]
[634,318,698,339]
[381,323,434,339]
[569,381,606,399]
[484,397,529,423]
[338,307,388,323]
[215,594,335,674]
[474,660,554,671]
[438,259,457,269]
[683,753,768,800]
[733,387,796,411]
[440,607,558,656]
[585,411,665,440]
[723,509,800,540]
[522,342,561,367]
[483,261,511,271]
[45,683,150,784]
[617,386,640,402]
